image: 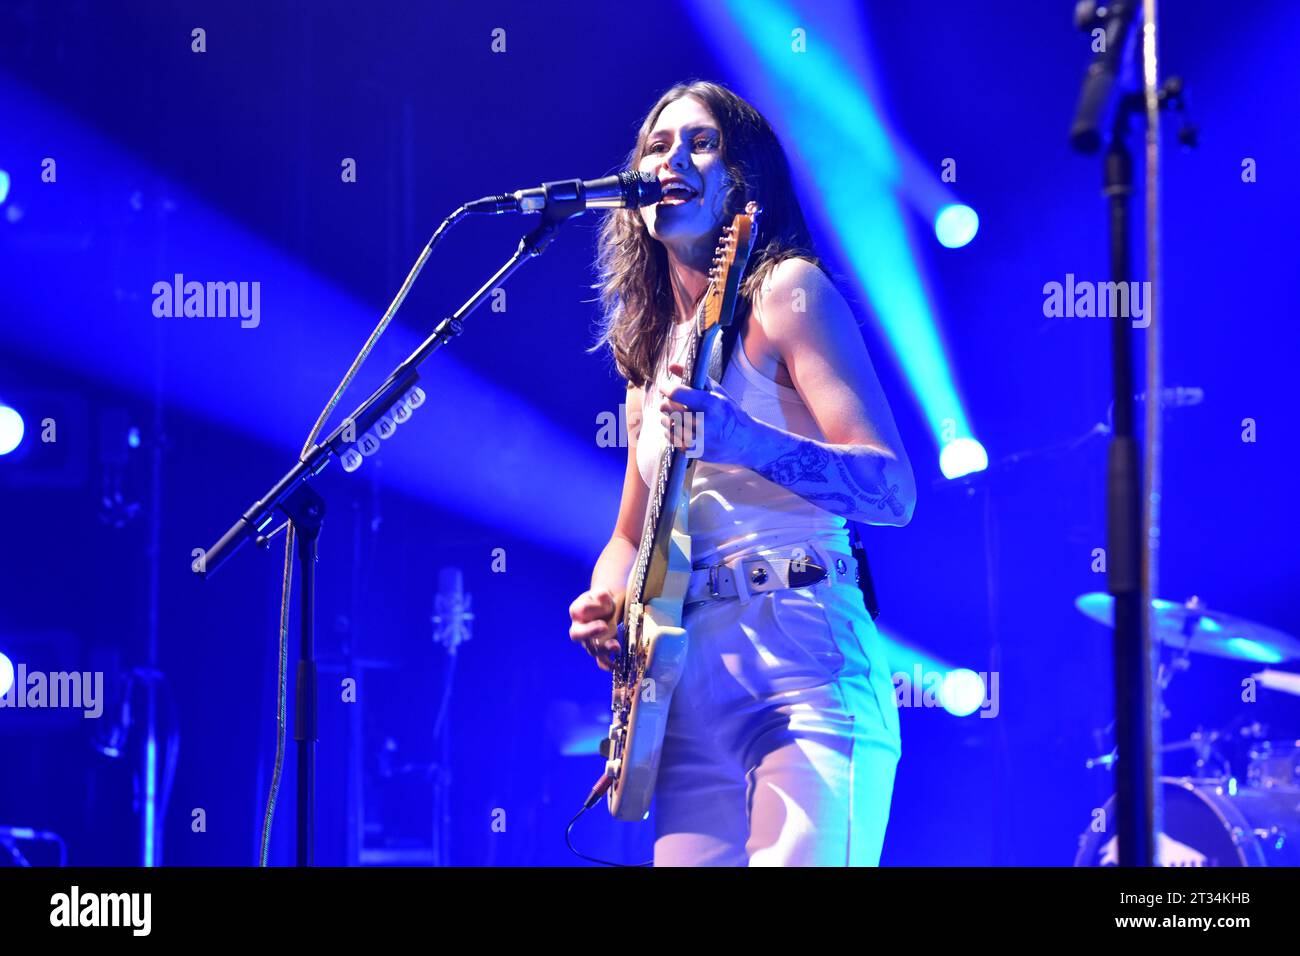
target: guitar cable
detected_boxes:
[564,774,653,867]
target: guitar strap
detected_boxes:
[848,520,882,621]
[705,298,882,622]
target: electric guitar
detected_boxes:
[603,201,761,820]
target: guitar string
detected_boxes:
[610,217,750,768]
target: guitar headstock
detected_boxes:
[701,200,762,334]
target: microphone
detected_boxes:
[464,170,662,215]
[1069,0,1141,153]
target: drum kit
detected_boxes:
[1072,592,1300,866]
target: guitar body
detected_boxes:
[604,202,761,821]
[606,426,697,821]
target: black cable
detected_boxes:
[563,801,652,868]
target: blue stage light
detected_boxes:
[940,668,986,717]
[939,436,988,479]
[935,204,979,249]
[688,0,981,468]
[0,169,10,205]
[127,426,141,449]
[0,75,622,557]
[0,650,14,698]
[0,404,25,455]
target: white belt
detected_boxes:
[684,543,859,606]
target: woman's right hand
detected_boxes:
[569,588,622,672]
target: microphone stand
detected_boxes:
[1098,91,1158,869]
[1069,1,1187,867]
[200,186,590,866]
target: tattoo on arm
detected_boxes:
[832,452,907,518]
[753,442,832,487]
[755,440,905,519]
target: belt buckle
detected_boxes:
[787,544,828,589]
[787,560,828,589]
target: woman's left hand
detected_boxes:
[659,362,758,466]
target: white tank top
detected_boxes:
[637,309,851,569]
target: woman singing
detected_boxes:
[568,80,916,866]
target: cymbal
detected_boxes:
[1075,593,1300,663]
[1251,669,1300,698]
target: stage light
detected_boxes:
[934,204,979,249]
[0,404,25,455]
[0,650,14,698]
[0,169,10,205]
[0,75,622,558]
[939,436,988,480]
[686,0,982,471]
[939,668,986,717]
[127,426,141,449]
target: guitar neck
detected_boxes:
[629,320,723,605]
[625,202,761,609]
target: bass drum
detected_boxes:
[1075,777,1300,866]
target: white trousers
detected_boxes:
[653,550,902,867]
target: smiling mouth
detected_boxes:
[658,185,699,206]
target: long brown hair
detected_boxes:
[593,80,826,388]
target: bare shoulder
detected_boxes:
[759,255,833,298]
[753,257,857,349]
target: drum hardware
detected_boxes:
[1075,592,1300,663]
[1075,777,1300,867]
[1246,740,1300,791]
[1085,728,1233,780]
[1160,728,1234,782]
[1074,593,1300,863]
